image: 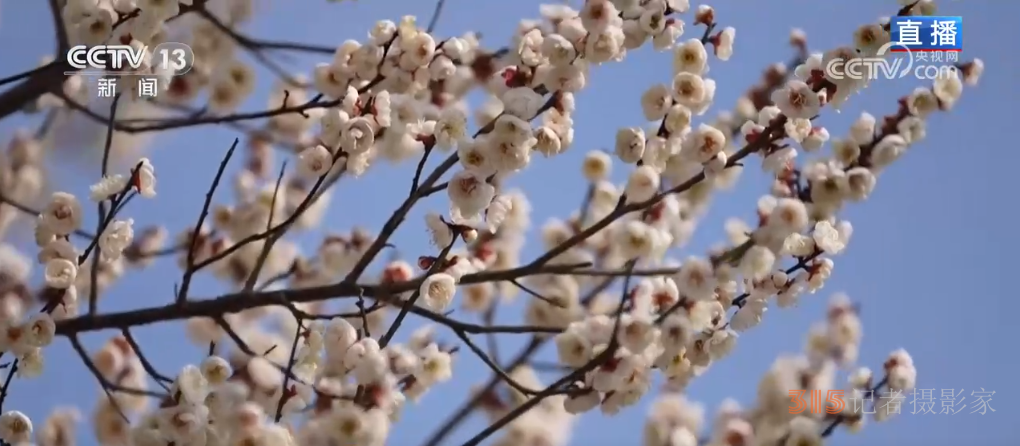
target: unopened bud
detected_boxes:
[694,5,715,26]
[789,28,808,51]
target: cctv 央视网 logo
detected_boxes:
[824,42,915,81]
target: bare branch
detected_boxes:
[177,139,239,304]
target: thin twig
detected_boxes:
[177,139,239,304]
[274,317,305,422]
[120,328,174,390]
[425,0,447,33]
[242,162,288,292]
[89,94,123,316]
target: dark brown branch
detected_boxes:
[120,328,174,390]
[242,163,288,292]
[426,0,448,33]
[177,139,239,304]
[53,262,594,335]
[89,94,123,316]
[510,279,566,308]
[458,261,637,446]
[67,335,165,424]
[190,150,345,273]
[420,276,619,446]
[0,63,55,89]
[274,317,304,422]
[48,0,70,54]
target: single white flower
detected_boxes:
[846,167,877,201]
[615,127,646,164]
[99,218,134,261]
[624,165,660,203]
[801,126,830,152]
[16,348,44,378]
[771,80,821,119]
[905,87,939,118]
[25,313,56,347]
[425,213,454,248]
[813,220,846,254]
[641,83,673,121]
[501,87,545,119]
[199,356,232,385]
[670,72,707,108]
[960,58,984,86]
[932,73,963,110]
[0,411,32,444]
[37,238,77,264]
[341,117,376,155]
[155,403,208,445]
[683,123,726,163]
[784,417,822,446]
[564,390,601,414]
[414,343,453,384]
[653,19,685,51]
[533,126,563,157]
[713,27,736,60]
[673,39,708,75]
[132,158,157,198]
[554,329,593,367]
[582,150,613,182]
[325,317,359,354]
[89,174,129,202]
[43,258,77,289]
[420,273,457,311]
[174,364,210,405]
[447,170,496,219]
[542,33,577,66]
[849,112,876,145]
[738,246,776,281]
[434,107,467,150]
[484,195,514,232]
[297,145,335,179]
[40,192,83,236]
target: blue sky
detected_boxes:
[0,0,1016,445]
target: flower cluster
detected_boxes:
[113,318,454,446]
[0,154,158,444]
[637,296,916,446]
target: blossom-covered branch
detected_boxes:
[0,0,985,445]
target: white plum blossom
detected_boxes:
[297,145,335,178]
[420,273,457,311]
[98,218,135,261]
[772,80,822,119]
[615,126,646,164]
[502,87,546,118]
[43,258,77,289]
[447,170,496,219]
[425,212,454,248]
[813,220,846,254]
[132,158,158,198]
[39,192,83,236]
[0,411,32,444]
